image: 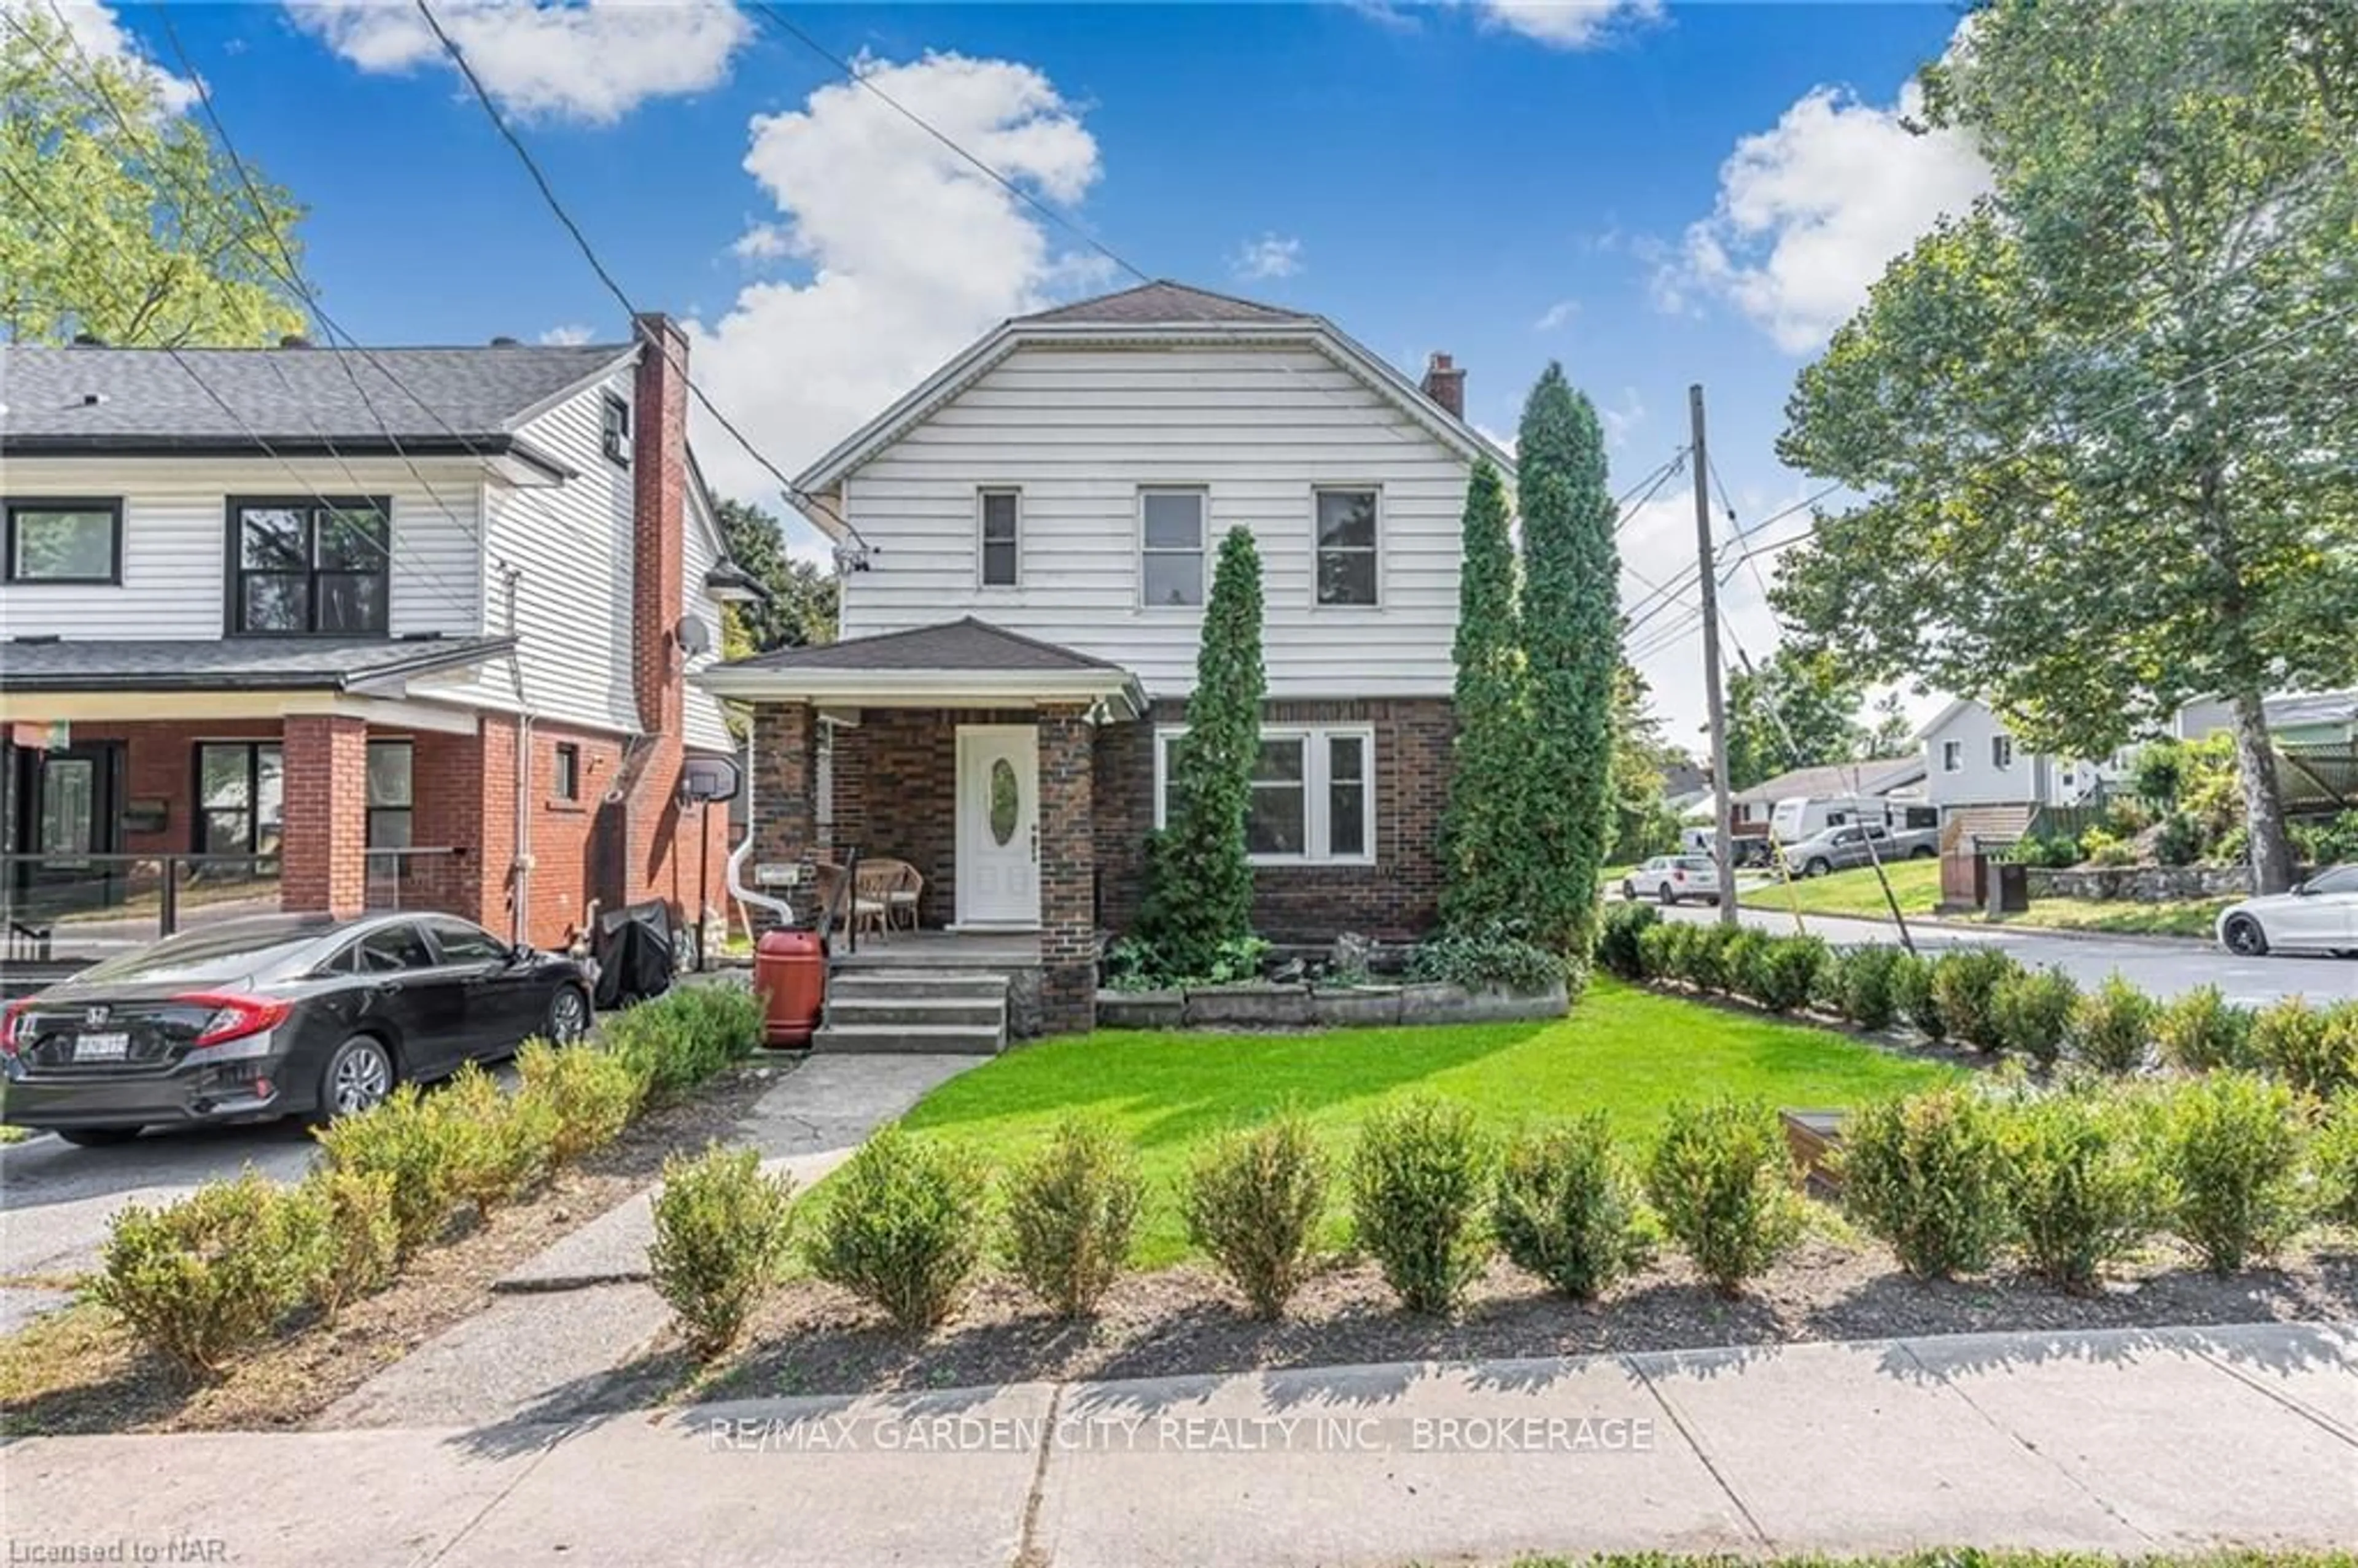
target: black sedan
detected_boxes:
[1,912,594,1146]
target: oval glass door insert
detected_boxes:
[989,757,1020,846]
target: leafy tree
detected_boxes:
[1135,527,1266,977]
[1438,460,1528,928]
[1608,662,1684,864]
[1773,0,2358,892]
[1,6,304,346]
[714,498,838,652]
[1723,646,1882,793]
[1516,366,1619,958]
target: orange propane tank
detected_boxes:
[753,929,824,1048]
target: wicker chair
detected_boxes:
[849,860,901,937]
[862,856,926,931]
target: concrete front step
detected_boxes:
[811,1022,1006,1055]
[827,969,1011,998]
[825,996,1007,1029]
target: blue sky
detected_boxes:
[96,1,1985,739]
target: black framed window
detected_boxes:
[6,498,122,583]
[228,499,390,635]
[553,742,581,802]
[195,742,284,856]
[979,489,1020,587]
[367,740,413,849]
[602,394,632,467]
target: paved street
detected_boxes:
[6,1322,2352,1566]
[1649,897,2358,1006]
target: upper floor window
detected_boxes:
[979,489,1020,588]
[553,742,582,802]
[6,499,121,584]
[1155,724,1373,864]
[601,394,632,467]
[1940,739,1963,773]
[1314,488,1379,606]
[1991,735,2014,770]
[1139,488,1205,608]
[229,499,389,636]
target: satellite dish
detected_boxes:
[677,616,712,656]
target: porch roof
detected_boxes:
[0,634,515,694]
[695,617,1145,715]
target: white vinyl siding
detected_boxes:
[679,479,737,755]
[833,342,1472,699]
[0,455,483,641]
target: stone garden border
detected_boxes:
[1095,979,1569,1032]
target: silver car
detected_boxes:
[1622,855,1722,907]
[1783,823,1940,879]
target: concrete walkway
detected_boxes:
[316,1054,979,1431]
[11,1322,2352,1567]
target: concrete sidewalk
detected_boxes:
[9,1322,2352,1567]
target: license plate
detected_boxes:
[74,1032,130,1062]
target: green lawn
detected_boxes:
[1739,860,2227,938]
[893,977,1953,1266]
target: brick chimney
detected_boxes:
[1420,352,1466,420]
[631,312,689,740]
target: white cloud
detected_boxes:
[10,0,198,111]
[537,323,595,346]
[1533,298,1578,332]
[1663,40,1991,352]
[1598,385,1643,450]
[683,52,1106,527]
[1230,233,1302,282]
[1478,0,1661,50]
[730,223,792,263]
[289,0,751,125]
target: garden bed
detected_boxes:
[0,1062,784,1437]
[1097,979,1568,1032]
[676,1230,2355,1406]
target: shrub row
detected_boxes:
[1595,903,2358,1091]
[1843,1073,2346,1287]
[92,982,763,1378]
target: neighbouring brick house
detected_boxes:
[0,317,752,967]
[699,281,1509,1033]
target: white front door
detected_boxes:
[955,726,1040,928]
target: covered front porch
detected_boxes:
[699,618,1144,1035]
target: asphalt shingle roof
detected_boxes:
[0,636,516,693]
[1730,756,1927,807]
[1013,281,1315,327]
[721,618,1124,674]
[0,341,631,451]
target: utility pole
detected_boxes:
[1691,383,1737,928]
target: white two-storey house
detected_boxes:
[701,281,1511,1034]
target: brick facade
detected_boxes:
[1095,697,1455,943]
[1036,702,1096,1034]
[281,713,368,918]
[749,703,816,927]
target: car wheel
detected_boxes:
[1621,881,1636,901]
[1909,845,1937,860]
[1658,886,1678,907]
[1805,858,1832,879]
[547,984,592,1044]
[2221,916,2269,957]
[316,1034,397,1123]
[55,1126,142,1148]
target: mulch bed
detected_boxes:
[689,1233,2358,1406]
[0,1063,786,1436]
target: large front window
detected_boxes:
[1155,724,1374,864]
[196,742,284,856]
[6,499,120,583]
[230,499,390,635]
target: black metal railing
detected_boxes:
[814,844,860,954]
[0,852,281,964]
[364,845,469,912]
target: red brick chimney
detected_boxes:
[631,312,688,740]
[1420,352,1466,420]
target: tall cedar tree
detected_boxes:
[1135,527,1266,977]
[1516,367,1621,958]
[1438,460,1528,930]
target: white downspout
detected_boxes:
[727,723,795,928]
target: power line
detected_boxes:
[408,0,868,551]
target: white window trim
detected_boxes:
[976,487,1021,590]
[1136,486,1207,611]
[1310,484,1382,610]
[1152,722,1377,866]
[1940,739,1963,773]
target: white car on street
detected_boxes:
[1622,855,1723,907]
[2216,864,2358,957]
